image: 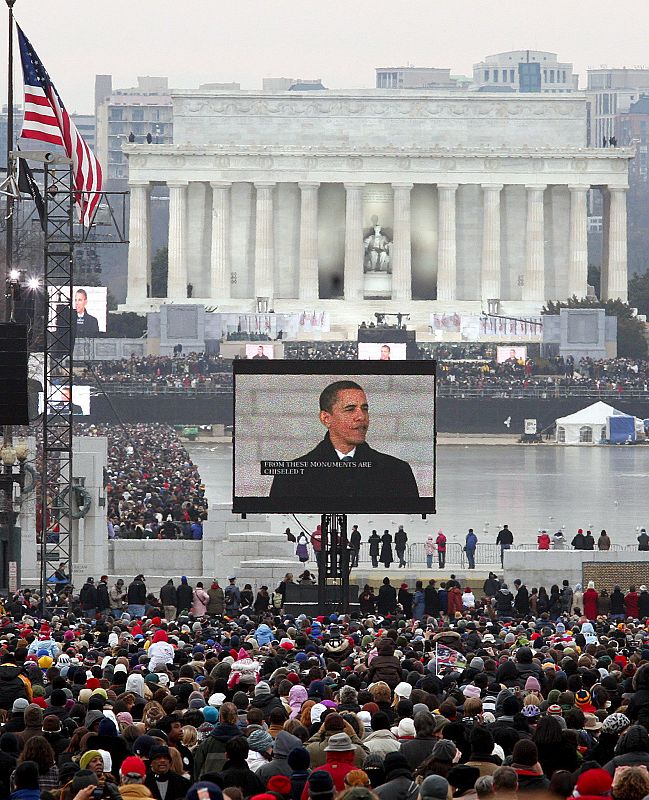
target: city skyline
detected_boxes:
[3,0,649,113]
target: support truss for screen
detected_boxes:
[318,513,351,613]
[12,151,129,604]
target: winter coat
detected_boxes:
[257,732,303,782]
[110,585,125,609]
[513,769,549,793]
[398,588,413,618]
[193,721,242,778]
[395,529,408,554]
[514,587,530,614]
[79,582,97,610]
[192,587,209,617]
[413,590,425,620]
[159,581,177,607]
[626,591,640,618]
[305,729,368,769]
[583,588,599,619]
[494,588,514,615]
[377,584,397,616]
[145,771,191,800]
[536,741,580,777]
[400,737,438,771]
[127,579,146,605]
[611,589,626,614]
[0,664,31,711]
[424,586,440,615]
[560,586,573,612]
[207,585,225,615]
[447,586,463,616]
[97,581,110,611]
[380,534,394,566]
[639,591,649,618]
[368,534,381,556]
[374,775,419,800]
[363,729,401,757]
[367,646,402,689]
[302,751,357,797]
[176,582,193,613]
[218,758,266,798]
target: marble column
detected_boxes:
[523,184,546,303]
[126,181,150,303]
[568,185,589,298]
[437,183,458,301]
[254,182,276,300]
[298,182,320,301]
[603,186,628,302]
[167,181,188,299]
[481,184,503,302]
[392,183,413,301]
[344,183,365,301]
[210,181,231,300]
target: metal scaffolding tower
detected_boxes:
[40,154,74,599]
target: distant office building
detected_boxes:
[473,51,578,93]
[0,105,23,169]
[95,75,173,181]
[618,96,649,180]
[262,77,326,91]
[375,66,463,89]
[587,68,649,147]
[71,113,96,152]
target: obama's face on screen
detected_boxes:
[319,387,369,454]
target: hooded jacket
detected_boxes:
[603,726,649,774]
[256,731,303,782]
[0,664,31,711]
[367,640,402,689]
[193,721,243,778]
[159,580,176,607]
[207,585,224,615]
[255,624,274,646]
[176,580,193,613]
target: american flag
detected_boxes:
[17,25,102,226]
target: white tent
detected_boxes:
[555,401,644,445]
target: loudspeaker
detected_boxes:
[0,323,29,425]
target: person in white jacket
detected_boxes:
[147,629,175,670]
[463,587,476,608]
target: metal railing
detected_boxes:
[76,381,649,401]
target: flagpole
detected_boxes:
[3,0,15,450]
[5,0,15,319]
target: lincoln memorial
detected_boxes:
[122,90,632,329]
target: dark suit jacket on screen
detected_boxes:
[74,311,100,337]
[269,431,420,499]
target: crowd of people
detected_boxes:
[76,356,233,391]
[5,569,649,800]
[75,424,208,539]
[73,350,649,398]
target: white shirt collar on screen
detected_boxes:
[335,447,356,460]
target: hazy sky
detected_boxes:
[5,0,649,113]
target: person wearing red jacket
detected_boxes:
[625,585,640,618]
[447,585,463,617]
[302,733,356,797]
[583,582,599,620]
[537,531,551,550]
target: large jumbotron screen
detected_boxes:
[233,360,436,514]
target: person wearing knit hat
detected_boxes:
[601,713,631,735]
[420,774,450,800]
[287,746,311,798]
[432,739,457,764]
[511,740,548,792]
[575,689,596,713]
[307,769,335,800]
[79,749,103,773]
[575,768,612,799]
[267,775,293,798]
[247,728,274,771]
[463,685,481,700]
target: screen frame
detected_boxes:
[232,359,437,514]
